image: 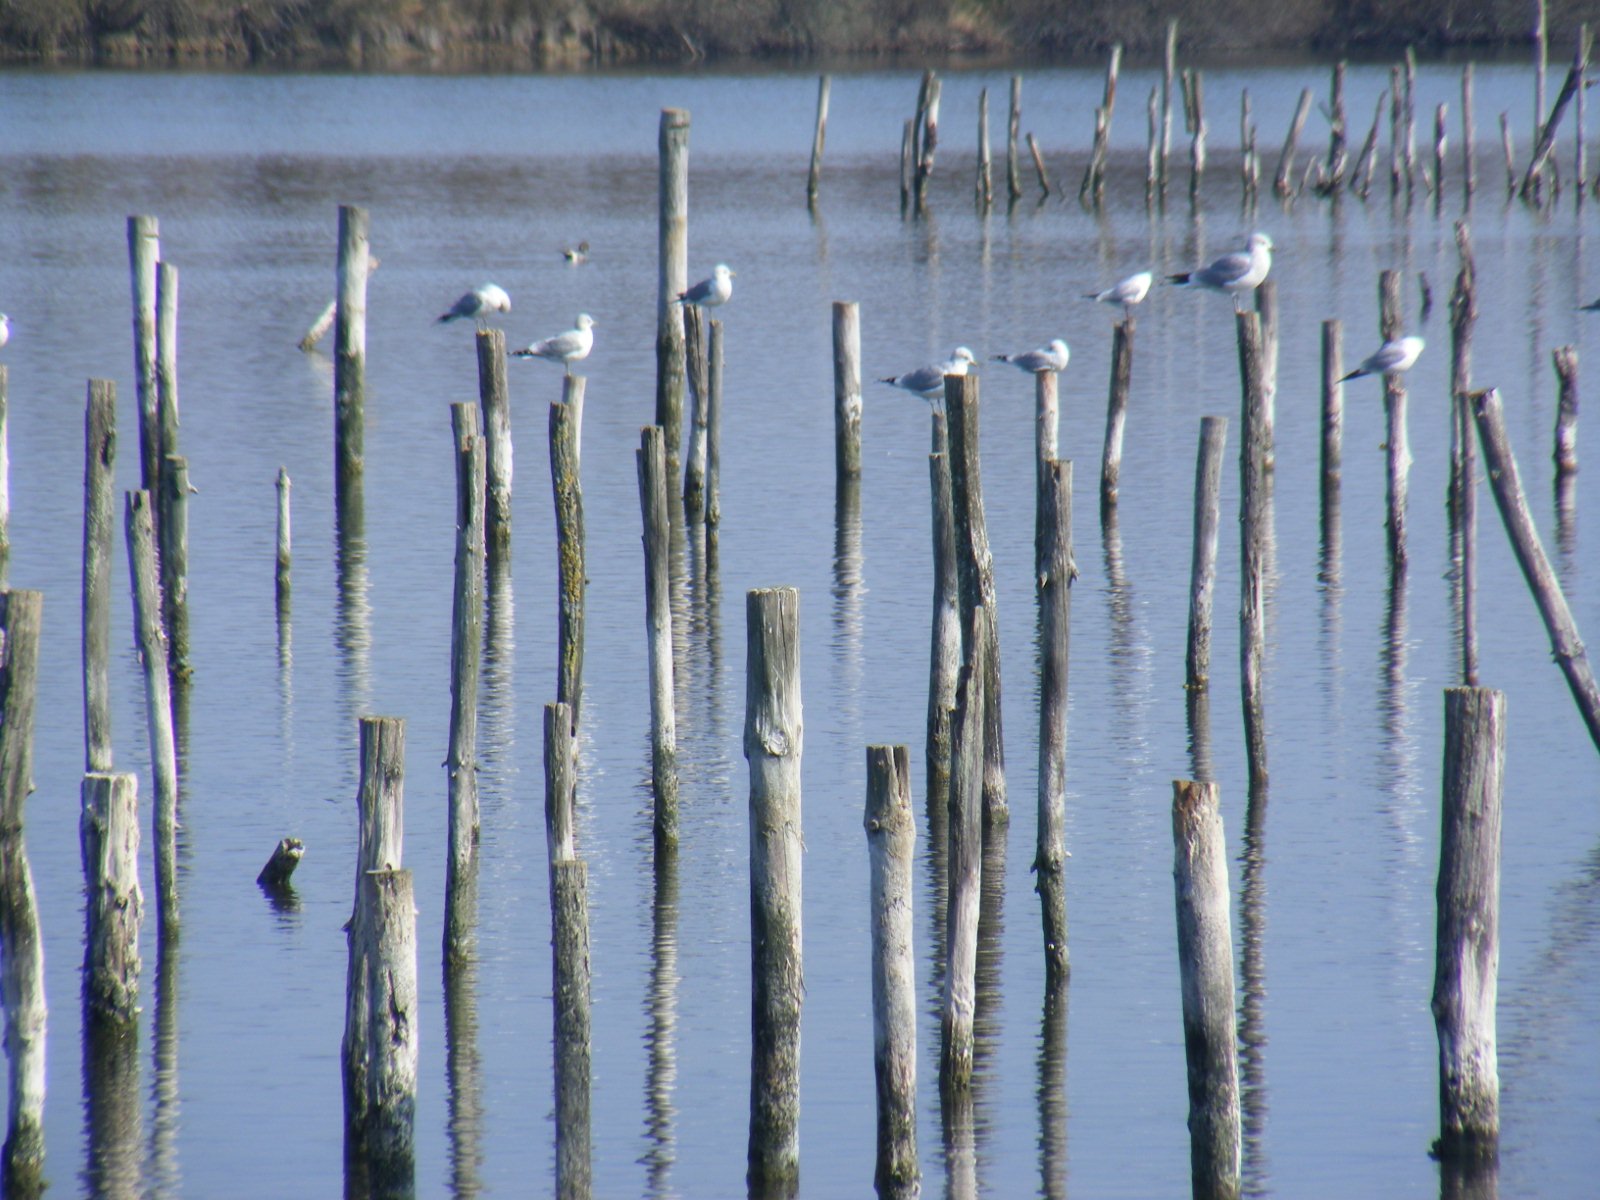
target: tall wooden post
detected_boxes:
[1187,417,1228,691]
[446,404,485,965]
[833,301,862,480]
[1036,460,1072,991]
[84,381,116,774]
[551,398,585,730]
[657,109,689,470]
[127,215,160,494]
[476,328,513,555]
[638,427,678,843]
[1236,314,1269,795]
[807,75,830,207]
[334,205,369,510]
[81,771,143,1024]
[1380,269,1411,567]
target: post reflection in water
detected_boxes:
[970,829,1008,1194]
[334,484,372,733]
[148,932,181,1197]
[642,846,679,1198]
[1036,988,1068,1200]
[479,552,517,817]
[1239,781,1271,1200]
[81,1017,142,1200]
[939,1082,976,1200]
[832,473,865,729]
[443,873,483,1200]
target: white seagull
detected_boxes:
[1168,233,1274,310]
[879,347,977,402]
[438,283,512,329]
[677,263,735,308]
[1086,270,1153,318]
[0,313,9,349]
[1339,335,1425,381]
[993,339,1070,375]
[511,313,596,376]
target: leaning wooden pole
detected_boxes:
[550,397,586,731]
[865,744,918,1196]
[1171,778,1241,1200]
[1035,460,1073,992]
[83,380,116,774]
[1471,388,1600,751]
[833,301,862,480]
[476,328,513,556]
[1552,344,1579,476]
[744,587,804,1194]
[445,403,485,966]
[1431,686,1505,1162]
[1186,417,1228,691]
[0,590,46,1190]
[1236,314,1270,794]
[806,75,830,207]
[657,109,690,470]
[638,427,679,845]
[127,215,160,494]
[334,204,369,510]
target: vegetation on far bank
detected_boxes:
[0,0,1589,68]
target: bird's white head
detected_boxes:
[715,263,735,279]
[952,346,976,366]
[1048,339,1070,357]
[1249,232,1274,253]
[482,284,512,313]
[576,313,596,331]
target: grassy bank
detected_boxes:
[0,0,1585,68]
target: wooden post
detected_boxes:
[552,857,592,1200]
[806,75,829,207]
[256,837,304,889]
[473,328,513,556]
[1034,367,1058,486]
[550,398,585,730]
[927,424,959,825]
[1160,19,1178,195]
[1240,89,1256,203]
[1146,86,1161,204]
[1184,69,1206,205]
[1553,345,1579,475]
[84,381,116,774]
[1254,280,1278,468]
[941,616,985,1092]
[1520,48,1589,198]
[657,109,689,467]
[1388,65,1404,198]
[1171,779,1241,1200]
[1321,62,1349,191]
[1100,320,1133,513]
[708,318,724,534]
[744,587,803,1193]
[334,205,369,506]
[1236,313,1269,795]
[864,745,918,1195]
[275,467,291,612]
[945,374,1007,826]
[1027,132,1054,196]
[1578,27,1592,207]
[832,301,862,480]
[0,367,8,589]
[1379,270,1411,568]
[1471,389,1600,750]
[544,701,576,867]
[914,72,941,213]
[1187,417,1228,691]
[1273,88,1314,197]
[638,427,679,844]
[1450,222,1479,686]
[445,404,484,965]
[156,260,179,470]
[80,771,143,1024]
[1404,47,1419,198]
[0,591,46,1188]
[899,119,914,214]
[1499,114,1516,197]
[1433,102,1449,205]
[125,490,179,933]
[1462,65,1477,199]
[1321,321,1343,536]
[127,215,160,494]
[350,866,418,1186]
[1007,76,1023,204]
[1036,462,1072,991]
[1431,687,1504,1160]
[1353,90,1385,197]
[683,304,709,521]
[159,455,190,687]
[976,87,992,208]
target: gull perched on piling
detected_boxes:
[1339,335,1425,381]
[677,263,735,308]
[0,313,9,349]
[879,346,977,402]
[437,283,512,329]
[993,339,1070,375]
[1086,270,1152,319]
[1168,233,1273,311]
[511,313,596,376]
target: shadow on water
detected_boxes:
[970,829,1008,1194]
[479,547,518,821]
[1553,472,1576,585]
[939,1082,976,1200]
[642,844,680,1199]
[1036,986,1069,1200]
[443,867,483,1200]
[832,473,865,731]
[334,483,372,735]
[1239,778,1271,1199]
[1438,1155,1500,1200]
[1380,559,1424,871]
[147,932,181,1197]
[81,1015,141,1200]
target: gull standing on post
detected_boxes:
[1339,335,1425,381]
[879,347,977,401]
[438,283,512,329]
[1168,233,1274,311]
[0,313,9,349]
[1085,270,1153,319]
[993,339,1070,375]
[677,263,735,308]
[511,313,596,376]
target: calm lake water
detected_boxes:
[1,61,1598,1198]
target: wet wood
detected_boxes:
[806,74,829,207]
[833,301,862,479]
[256,837,304,888]
[927,425,959,823]
[552,857,592,1200]
[127,215,160,493]
[1380,269,1411,567]
[334,204,368,499]
[551,398,585,728]
[80,771,143,1024]
[657,109,689,467]
[1100,318,1134,512]
[940,619,985,1092]
[1187,417,1228,691]
[1553,344,1578,475]
[1036,460,1073,991]
[476,328,513,554]
[83,380,116,774]
[544,701,576,867]
[637,426,678,844]
[1236,313,1269,794]
[446,403,485,963]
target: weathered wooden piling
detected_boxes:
[125,490,179,932]
[1404,48,1419,197]
[1035,461,1072,992]
[1431,686,1504,1162]
[1183,69,1206,204]
[1240,90,1257,203]
[1379,269,1411,567]
[707,319,724,533]
[474,327,513,555]
[1186,417,1228,691]
[275,467,292,610]
[744,587,803,1193]
[552,856,592,1200]
[351,865,419,1183]
[806,75,829,207]
[913,71,941,213]
[445,404,485,964]
[159,455,190,687]
[1027,132,1053,197]
[127,215,160,493]
[544,701,576,867]
[1499,114,1516,196]
[864,744,918,1196]
[1521,41,1589,199]
[976,88,993,208]
[83,381,116,774]
[1100,320,1133,513]
[81,771,143,1024]
[334,204,369,505]
[1034,366,1058,481]
[551,397,585,730]
[1352,90,1384,197]
[1553,345,1579,475]
[155,261,180,469]
[941,620,985,1093]
[927,422,959,823]
[1254,280,1278,466]
[1462,65,1477,199]
[684,304,710,521]
[945,374,1007,825]
[1577,27,1592,207]
[1160,19,1178,195]
[1320,320,1343,532]
[0,591,46,1188]
[1450,223,1479,686]
[1007,76,1023,204]
[1080,44,1120,205]
[1274,88,1314,197]
[1318,62,1348,192]
[656,114,692,464]
[1146,87,1161,203]
[0,369,7,588]
[899,120,914,213]
[637,427,679,844]
[1236,313,1269,794]
[1433,103,1449,204]
[1471,389,1600,750]
[256,837,304,888]
[1171,778,1241,1200]
[832,301,862,480]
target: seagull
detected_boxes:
[1339,335,1425,381]
[562,241,590,265]
[438,283,512,329]
[879,347,977,402]
[0,313,9,349]
[1168,233,1274,311]
[511,313,596,376]
[1086,270,1153,319]
[993,339,1070,375]
[676,263,735,308]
